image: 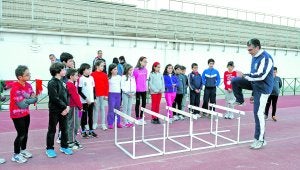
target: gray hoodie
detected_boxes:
[149,72,165,94]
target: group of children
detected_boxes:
[1,51,282,164]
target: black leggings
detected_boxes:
[264,95,279,117]
[81,103,94,131]
[135,91,147,118]
[12,115,30,154]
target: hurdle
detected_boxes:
[166,106,222,153]
[141,106,197,155]
[209,103,253,145]
[187,105,224,150]
[114,109,165,159]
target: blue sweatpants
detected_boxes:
[232,77,269,141]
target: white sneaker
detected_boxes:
[20,150,33,158]
[93,123,98,130]
[195,114,201,118]
[101,124,108,131]
[0,158,5,164]
[224,113,229,119]
[228,113,235,119]
[11,154,27,163]
[249,139,258,148]
[179,115,185,120]
[251,140,267,149]
[173,115,179,121]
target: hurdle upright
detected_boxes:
[114,109,165,159]
[164,106,198,154]
[187,105,224,150]
[209,103,252,145]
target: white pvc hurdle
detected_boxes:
[114,109,165,159]
[187,105,224,150]
[209,103,252,145]
[164,106,198,154]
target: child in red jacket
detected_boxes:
[66,68,83,149]
[10,65,37,163]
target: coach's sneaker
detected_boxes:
[0,157,6,164]
[249,139,258,149]
[60,147,73,155]
[46,149,57,158]
[11,154,27,163]
[252,140,267,150]
[20,150,33,158]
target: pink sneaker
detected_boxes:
[117,124,123,128]
[108,125,114,129]
[125,123,133,128]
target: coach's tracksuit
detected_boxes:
[232,49,274,141]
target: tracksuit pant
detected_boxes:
[232,77,270,141]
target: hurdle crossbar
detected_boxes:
[209,103,252,145]
[114,109,164,159]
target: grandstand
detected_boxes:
[1,0,300,50]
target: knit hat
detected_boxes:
[153,62,160,67]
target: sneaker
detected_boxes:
[233,101,245,106]
[89,131,98,138]
[125,123,134,127]
[108,125,114,129]
[0,158,5,164]
[69,143,79,150]
[228,113,234,119]
[251,140,267,150]
[93,123,98,130]
[224,113,229,119]
[11,154,27,163]
[195,114,201,118]
[249,139,258,148]
[101,124,108,131]
[169,118,173,124]
[46,149,57,158]
[20,150,33,158]
[264,115,268,120]
[117,124,123,128]
[74,141,83,149]
[151,119,159,124]
[137,119,147,125]
[173,115,179,121]
[179,115,185,120]
[272,116,277,122]
[60,147,73,155]
[81,132,89,138]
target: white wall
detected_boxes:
[0,32,299,82]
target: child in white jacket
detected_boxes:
[121,64,136,127]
